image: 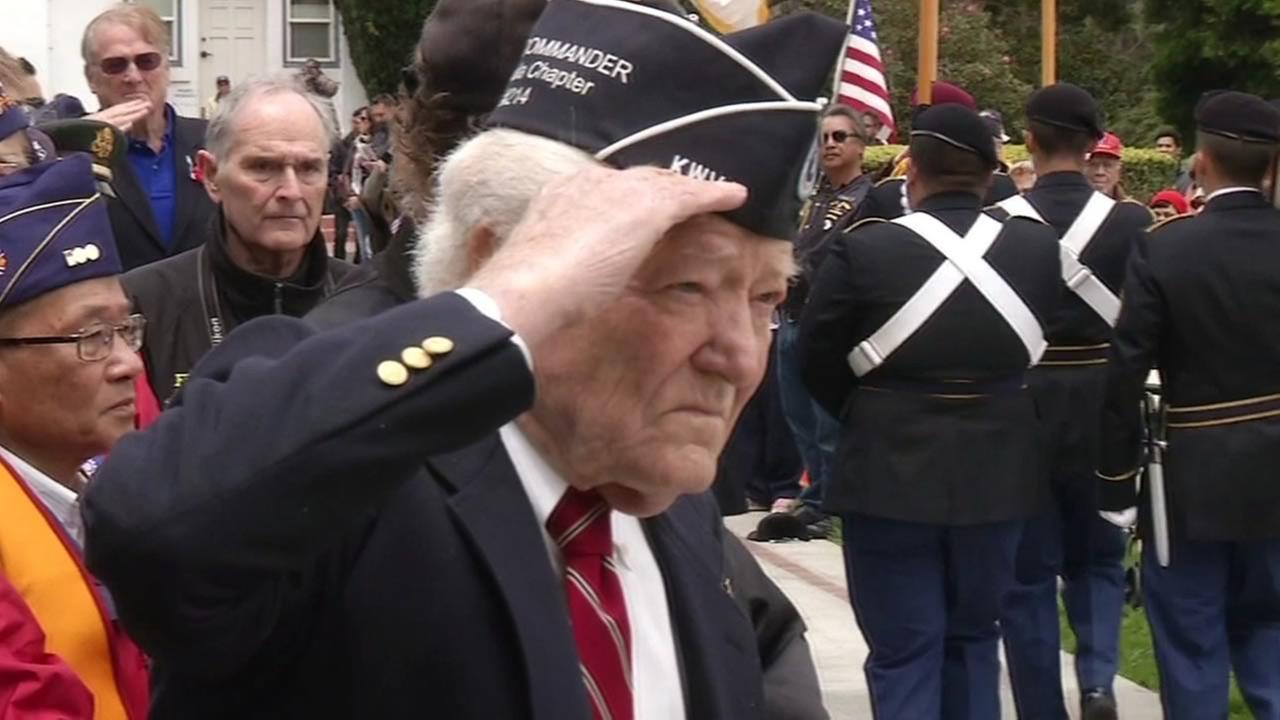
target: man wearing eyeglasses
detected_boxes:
[766,104,872,540]
[0,153,149,718]
[80,3,217,271]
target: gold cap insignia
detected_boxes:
[91,126,115,163]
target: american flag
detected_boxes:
[837,0,895,142]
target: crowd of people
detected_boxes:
[0,1,1278,720]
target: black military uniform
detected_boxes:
[1096,91,1280,720]
[799,104,1062,719]
[123,215,353,402]
[989,83,1153,720]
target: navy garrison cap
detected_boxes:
[0,154,120,309]
[910,103,1000,169]
[1024,83,1103,139]
[1196,91,1280,144]
[486,0,848,239]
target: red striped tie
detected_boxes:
[546,488,634,720]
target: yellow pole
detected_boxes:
[1041,0,1057,86]
[917,0,940,104]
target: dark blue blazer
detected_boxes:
[83,292,771,718]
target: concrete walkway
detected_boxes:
[724,512,1163,720]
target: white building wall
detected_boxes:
[0,0,369,133]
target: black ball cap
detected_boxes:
[1196,90,1280,144]
[910,103,999,170]
[486,0,848,240]
[1024,82,1103,139]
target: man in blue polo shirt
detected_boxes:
[80,3,216,270]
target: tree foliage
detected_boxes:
[776,0,1163,144]
[333,0,438,97]
[1143,0,1280,142]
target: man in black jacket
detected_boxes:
[800,104,1063,719]
[80,4,217,270]
[992,84,1152,720]
[123,76,351,404]
[1097,91,1280,720]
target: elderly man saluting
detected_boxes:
[0,155,149,717]
[83,1,844,718]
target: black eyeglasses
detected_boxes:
[0,314,146,362]
[823,130,862,144]
[99,52,164,76]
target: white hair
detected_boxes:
[412,129,598,296]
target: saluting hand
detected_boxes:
[470,165,747,346]
[87,99,153,133]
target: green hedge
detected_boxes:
[863,145,1181,204]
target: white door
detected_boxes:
[198,0,266,115]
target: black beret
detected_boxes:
[1196,90,1280,144]
[1024,82,1103,139]
[486,0,847,240]
[910,103,999,169]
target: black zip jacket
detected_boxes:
[123,213,353,403]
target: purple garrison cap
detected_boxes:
[0,153,121,309]
[0,89,30,141]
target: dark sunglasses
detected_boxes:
[99,52,164,76]
[823,130,862,144]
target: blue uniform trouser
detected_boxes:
[1143,536,1280,720]
[842,513,1023,720]
[775,319,839,509]
[1001,493,1127,718]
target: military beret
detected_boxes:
[0,154,121,309]
[1196,90,1280,144]
[1024,83,1103,139]
[910,103,999,169]
[909,81,976,110]
[34,119,126,187]
[486,0,847,240]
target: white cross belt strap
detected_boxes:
[847,213,1047,377]
[997,192,1121,326]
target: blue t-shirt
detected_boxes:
[126,104,178,247]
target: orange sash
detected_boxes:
[0,457,131,720]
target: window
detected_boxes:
[286,0,339,65]
[136,0,182,65]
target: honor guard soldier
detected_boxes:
[799,104,1063,719]
[1097,91,1280,720]
[992,83,1152,720]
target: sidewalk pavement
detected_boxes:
[723,512,1163,720]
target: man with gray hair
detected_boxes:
[122,75,352,405]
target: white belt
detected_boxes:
[997,192,1121,326]
[848,212,1047,377]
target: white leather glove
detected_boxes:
[1099,507,1138,529]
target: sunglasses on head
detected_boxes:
[823,130,862,144]
[99,51,163,76]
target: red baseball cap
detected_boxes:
[1150,189,1190,214]
[1090,131,1124,159]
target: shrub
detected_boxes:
[863,145,1180,203]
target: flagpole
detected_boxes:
[1041,0,1057,86]
[917,0,940,104]
[830,0,856,101]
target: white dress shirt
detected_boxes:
[499,424,687,720]
[0,445,83,546]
